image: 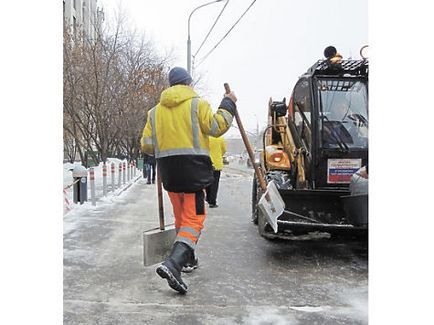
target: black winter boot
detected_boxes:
[181,249,199,273]
[156,242,191,294]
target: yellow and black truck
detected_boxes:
[252,46,368,239]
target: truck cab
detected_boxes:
[289,55,368,189]
[253,46,369,239]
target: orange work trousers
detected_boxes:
[168,190,206,250]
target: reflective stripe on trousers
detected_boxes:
[168,190,206,250]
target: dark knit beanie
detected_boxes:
[168,67,192,86]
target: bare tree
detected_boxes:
[63,11,171,164]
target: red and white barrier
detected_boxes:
[122,162,126,185]
[118,163,122,188]
[63,178,81,214]
[111,162,115,192]
[63,189,71,212]
[89,167,96,206]
[102,163,107,197]
[127,161,131,182]
[64,160,140,211]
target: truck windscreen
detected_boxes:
[317,79,368,149]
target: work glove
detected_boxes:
[219,91,237,115]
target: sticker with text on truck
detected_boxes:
[327,159,362,184]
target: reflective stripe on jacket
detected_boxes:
[209,136,227,171]
[140,85,234,158]
[140,85,235,192]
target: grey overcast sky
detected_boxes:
[99,0,368,137]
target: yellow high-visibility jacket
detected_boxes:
[209,136,227,171]
[140,85,235,192]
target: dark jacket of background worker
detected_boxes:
[205,136,227,208]
[144,153,156,184]
[140,67,237,294]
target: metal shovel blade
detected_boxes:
[258,180,285,233]
[143,223,176,267]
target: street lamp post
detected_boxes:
[187,0,225,75]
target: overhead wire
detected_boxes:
[193,0,230,59]
[195,0,258,68]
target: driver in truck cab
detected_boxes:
[323,98,368,147]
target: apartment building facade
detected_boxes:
[63,0,103,40]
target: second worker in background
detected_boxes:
[206,136,227,208]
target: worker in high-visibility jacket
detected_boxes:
[140,67,237,294]
[205,136,227,208]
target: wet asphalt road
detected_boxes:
[63,164,368,324]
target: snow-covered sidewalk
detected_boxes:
[63,176,174,236]
[63,159,141,215]
[63,164,367,325]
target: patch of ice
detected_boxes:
[243,307,298,325]
[289,305,329,312]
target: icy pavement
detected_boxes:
[64,163,368,324]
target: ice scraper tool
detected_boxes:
[224,83,284,233]
[143,166,176,266]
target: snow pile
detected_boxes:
[63,158,141,215]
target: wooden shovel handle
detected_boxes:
[224,82,268,193]
[224,83,231,94]
[157,165,165,230]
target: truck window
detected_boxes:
[317,79,368,149]
[293,79,312,150]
